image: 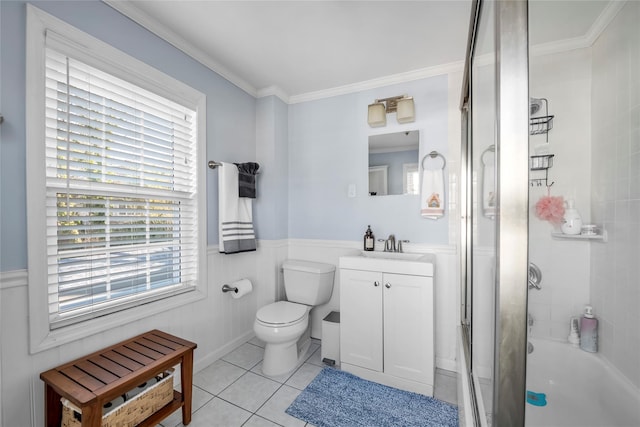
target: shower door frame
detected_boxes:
[460,0,530,425]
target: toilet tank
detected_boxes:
[283,260,336,306]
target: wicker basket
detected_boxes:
[61,370,174,427]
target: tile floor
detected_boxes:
[160,337,458,427]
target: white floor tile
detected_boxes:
[243,414,281,427]
[193,359,246,395]
[178,338,457,427]
[434,369,458,405]
[222,342,264,370]
[186,397,252,427]
[248,336,265,348]
[255,385,306,427]
[285,363,323,390]
[159,386,214,427]
[305,346,324,367]
[219,371,281,412]
[251,361,295,384]
[303,341,320,362]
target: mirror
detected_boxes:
[368,130,419,196]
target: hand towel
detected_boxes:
[234,162,260,198]
[219,162,257,254]
[421,169,445,219]
[483,160,496,219]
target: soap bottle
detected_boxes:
[364,225,375,251]
[561,199,582,235]
[579,305,598,353]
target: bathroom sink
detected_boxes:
[340,251,435,275]
[359,251,426,261]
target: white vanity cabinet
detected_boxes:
[339,254,435,396]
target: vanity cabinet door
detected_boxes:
[340,269,383,372]
[383,273,434,384]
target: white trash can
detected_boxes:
[321,311,340,366]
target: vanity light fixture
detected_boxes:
[367,95,415,127]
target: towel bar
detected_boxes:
[208,160,261,173]
[421,151,446,170]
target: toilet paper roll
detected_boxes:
[125,376,159,400]
[231,278,253,299]
[102,395,125,415]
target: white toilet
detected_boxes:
[254,259,335,377]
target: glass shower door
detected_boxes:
[460,1,530,426]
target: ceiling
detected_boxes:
[105,1,613,102]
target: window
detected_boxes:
[26,6,206,352]
[403,163,419,195]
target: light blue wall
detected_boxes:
[288,76,449,244]
[0,1,257,271]
[0,1,452,272]
[255,95,289,240]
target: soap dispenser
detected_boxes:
[364,225,375,251]
[579,305,598,353]
[561,199,582,235]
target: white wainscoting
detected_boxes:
[0,239,457,427]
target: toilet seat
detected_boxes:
[256,301,308,326]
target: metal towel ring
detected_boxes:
[421,151,446,170]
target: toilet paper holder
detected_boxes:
[221,284,238,293]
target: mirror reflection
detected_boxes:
[368,130,419,196]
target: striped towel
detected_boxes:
[219,162,256,254]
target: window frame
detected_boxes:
[26,5,207,353]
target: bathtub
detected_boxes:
[458,332,640,427]
[526,338,640,427]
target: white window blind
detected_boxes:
[403,163,420,195]
[44,44,199,327]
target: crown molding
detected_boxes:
[104,0,625,105]
[256,85,290,104]
[585,0,626,46]
[288,60,465,104]
[103,0,258,98]
[530,0,625,57]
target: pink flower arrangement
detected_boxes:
[535,195,565,225]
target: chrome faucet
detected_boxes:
[381,235,409,252]
[384,234,396,252]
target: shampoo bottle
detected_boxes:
[579,305,598,353]
[561,199,583,235]
[364,225,375,251]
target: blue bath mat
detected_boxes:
[286,367,458,427]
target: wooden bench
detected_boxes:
[40,330,197,427]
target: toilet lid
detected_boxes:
[256,301,307,325]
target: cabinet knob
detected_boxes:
[374,281,380,287]
[385,283,391,289]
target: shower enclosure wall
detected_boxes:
[460,1,640,426]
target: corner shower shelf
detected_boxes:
[529,98,554,142]
[530,154,554,187]
[551,230,608,242]
[530,115,554,137]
